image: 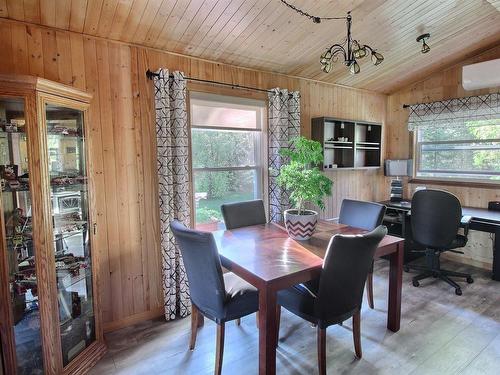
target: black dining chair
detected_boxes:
[338,199,386,309]
[221,199,267,230]
[170,220,259,375]
[276,226,387,375]
[221,199,267,327]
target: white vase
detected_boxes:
[284,209,318,240]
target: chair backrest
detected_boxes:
[316,226,387,322]
[170,220,226,318]
[411,189,462,249]
[221,199,267,229]
[338,199,386,230]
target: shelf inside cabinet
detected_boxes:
[325,145,353,150]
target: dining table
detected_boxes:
[211,220,405,375]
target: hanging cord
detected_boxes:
[279,0,347,23]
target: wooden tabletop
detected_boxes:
[212,223,323,289]
[212,221,404,288]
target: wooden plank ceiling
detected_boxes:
[0,0,499,93]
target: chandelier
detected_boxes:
[279,2,384,75]
[320,12,384,75]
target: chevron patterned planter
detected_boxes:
[284,209,318,241]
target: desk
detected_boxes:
[380,200,500,281]
[212,221,404,375]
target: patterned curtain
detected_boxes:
[407,93,500,131]
[153,69,191,320]
[268,88,300,222]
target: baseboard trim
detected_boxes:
[103,307,165,333]
[441,252,492,271]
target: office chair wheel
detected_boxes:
[466,276,474,284]
[455,288,462,296]
[412,280,420,287]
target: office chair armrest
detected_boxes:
[460,215,472,236]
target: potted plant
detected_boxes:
[276,136,333,240]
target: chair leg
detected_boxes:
[215,323,225,375]
[352,311,362,359]
[317,327,326,375]
[441,269,472,279]
[235,318,241,326]
[439,274,461,290]
[276,305,281,347]
[256,312,259,328]
[412,271,434,283]
[190,305,199,351]
[366,272,374,309]
[198,311,205,327]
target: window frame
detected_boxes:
[188,91,267,226]
[412,126,500,186]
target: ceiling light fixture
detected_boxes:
[320,12,384,75]
[417,33,431,54]
[279,2,384,75]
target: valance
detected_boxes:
[407,93,500,131]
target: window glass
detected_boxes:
[415,119,500,182]
[190,93,265,229]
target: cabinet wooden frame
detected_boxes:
[311,117,383,170]
[0,75,105,375]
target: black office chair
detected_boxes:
[170,220,259,375]
[276,226,387,375]
[408,189,473,295]
[338,199,386,309]
[221,199,267,327]
[221,199,267,230]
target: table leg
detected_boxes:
[387,242,403,332]
[493,228,500,281]
[258,287,277,375]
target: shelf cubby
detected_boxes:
[312,117,382,170]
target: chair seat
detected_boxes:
[223,272,257,297]
[278,283,319,325]
[278,279,361,329]
[222,272,259,322]
[432,234,467,251]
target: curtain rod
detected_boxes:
[146,69,295,97]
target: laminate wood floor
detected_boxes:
[90,259,500,375]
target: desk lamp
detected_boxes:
[384,159,412,202]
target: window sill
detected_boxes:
[409,178,500,189]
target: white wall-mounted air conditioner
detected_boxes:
[462,58,500,91]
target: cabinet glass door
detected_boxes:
[43,103,95,367]
[0,97,44,374]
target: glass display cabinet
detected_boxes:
[0,75,104,375]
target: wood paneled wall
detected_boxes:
[386,44,500,268]
[0,18,387,330]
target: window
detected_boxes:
[414,119,500,183]
[190,92,266,228]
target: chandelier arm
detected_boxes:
[363,45,375,54]
[329,46,347,61]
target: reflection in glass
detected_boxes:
[0,98,44,374]
[44,104,95,367]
